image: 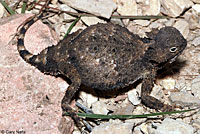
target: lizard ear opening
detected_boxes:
[145,28,159,40]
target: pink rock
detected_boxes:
[0,14,72,134]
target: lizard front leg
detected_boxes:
[141,73,173,112]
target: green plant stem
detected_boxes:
[0,0,15,15]
[21,0,27,13]
[64,108,197,119]
[63,17,80,39]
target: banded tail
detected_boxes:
[17,13,43,63]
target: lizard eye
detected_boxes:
[169,47,177,53]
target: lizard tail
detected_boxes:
[17,13,43,62]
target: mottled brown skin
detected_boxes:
[17,14,187,127]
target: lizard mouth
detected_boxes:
[169,55,177,63]
[156,55,178,68]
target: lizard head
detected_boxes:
[144,26,187,68]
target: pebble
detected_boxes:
[114,104,134,115]
[151,85,164,100]
[198,53,200,63]
[191,77,200,98]
[173,20,189,39]
[110,13,124,26]
[133,126,143,134]
[92,101,109,115]
[90,120,133,134]
[149,21,163,29]
[160,78,175,90]
[79,91,98,108]
[191,36,200,46]
[128,84,142,105]
[192,4,200,13]
[135,0,146,3]
[134,20,150,27]
[51,0,58,5]
[61,0,117,19]
[169,91,200,107]
[58,117,74,134]
[117,0,138,16]
[191,0,200,3]
[81,17,106,26]
[140,123,150,134]
[132,106,146,117]
[192,119,200,131]
[128,89,141,105]
[165,19,175,27]
[126,118,146,127]
[58,4,77,20]
[185,12,200,30]
[143,0,160,15]
[0,3,5,18]
[155,118,194,134]
[161,0,194,17]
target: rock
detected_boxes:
[128,89,141,105]
[110,12,124,26]
[81,16,106,26]
[169,92,200,107]
[151,85,164,100]
[90,120,134,134]
[160,78,176,90]
[192,119,200,132]
[114,104,134,115]
[0,14,62,134]
[58,4,77,20]
[0,2,5,18]
[173,20,189,39]
[117,0,138,16]
[134,20,150,27]
[198,53,200,62]
[132,123,151,134]
[191,77,200,98]
[191,0,200,3]
[127,83,142,105]
[135,0,146,3]
[143,0,161,15]
[58,117,74,134]
[161,0,194,17]
[92,101,109,115]
[61,0,117,19]
[185,12,200,30]
[51,0,58,5]
[132,106,145,115]
[165,19,175,27]
[192,36,200,46]
[192,4,200,13]
[79,91,98,108]
[155,118,194,134]
[139,123,149,134]
[149,21,163,29]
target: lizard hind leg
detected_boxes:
[58,62,83,128]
